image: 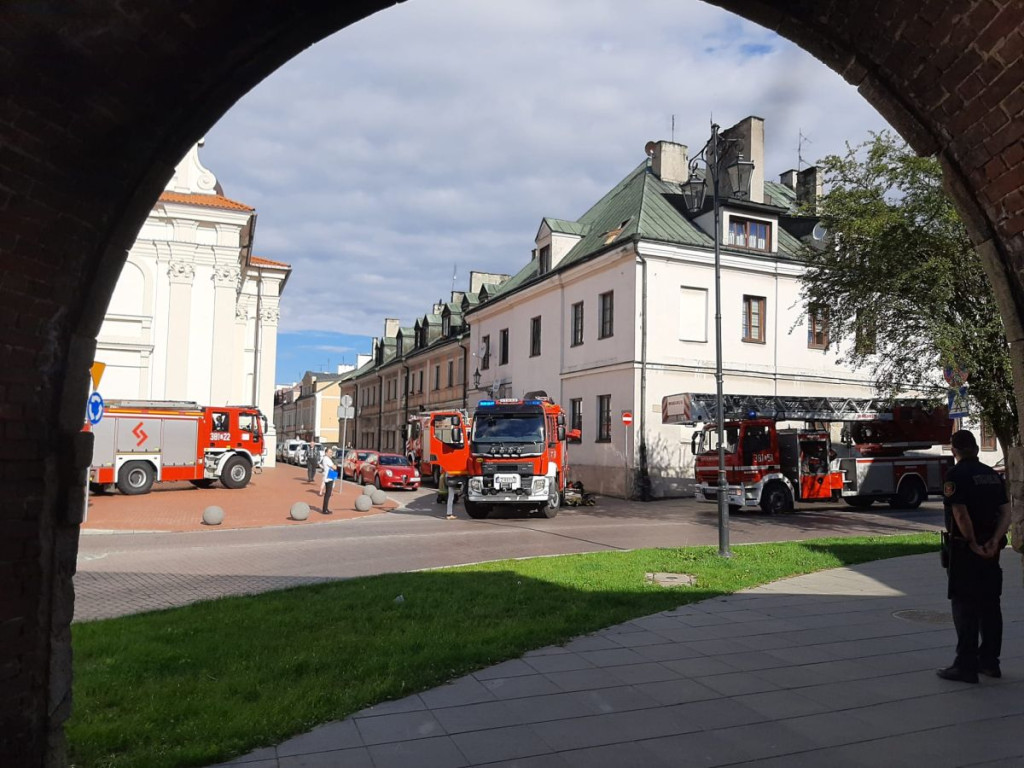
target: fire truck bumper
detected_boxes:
[466,475,551,504]
[695,483,759,509]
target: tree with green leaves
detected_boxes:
[800,131,1017,452]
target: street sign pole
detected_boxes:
[338,394,353,491]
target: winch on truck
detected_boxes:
[86,400,267,495]
[662,393,952,514]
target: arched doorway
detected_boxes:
[1,2,1020,764]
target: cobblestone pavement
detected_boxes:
[208,553,1024,768]
[75,475,944,621]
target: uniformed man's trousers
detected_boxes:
[951,594,1002,672]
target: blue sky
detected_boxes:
[196,0,890,385]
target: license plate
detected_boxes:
[494,473,519,491]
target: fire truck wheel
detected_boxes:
[843,496,874,508]
[220,456,252,489]
[189,479,217,489]
[759,482,792,515]
[537,491,561,518]
[117,461,155,496]
[890,478,926,510]
[464,500,491,519]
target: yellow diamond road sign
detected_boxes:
[90,362,106,391]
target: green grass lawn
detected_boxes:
[69,534,937,768]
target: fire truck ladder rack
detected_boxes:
[668,393,940,425]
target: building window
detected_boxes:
[570,398,583,434]
[499,328,509,365]
[418,370,424,393]
[481,335,490,370]
[442,315,450,336]
[742,295,766,343]
[980,421,997,451]
[447,360,454,388]
[571,302,584,347]
[728,217,771,251]
[457,357,464,386]
[599,291,614,339]
[538,244,551,274]
[396,337,404,356]
[530,316,542,357]
[808,306,829,349]
[433,365,440,390]
[597,395,611,442]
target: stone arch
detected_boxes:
[1,2,1021,764]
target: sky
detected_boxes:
[198,0,892,385]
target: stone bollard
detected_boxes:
[361,484,374,496]
[370,489,387,506]
[290,501,310,521]
[202,506,224,526]
[354,495,372,512]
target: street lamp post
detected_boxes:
[680,123,754,558]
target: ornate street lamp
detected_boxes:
[472,368,482,390]
[681,122,754,558]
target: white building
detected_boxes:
[95,141,290,464]
[466,116,878,498]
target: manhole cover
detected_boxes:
[647,572,697,588]
[892,609,952,625]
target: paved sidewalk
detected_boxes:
[209,553,1024,768]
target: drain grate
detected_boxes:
[646,572,697,588]
[892,609,952,625]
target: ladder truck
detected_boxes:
[662,393,953,514]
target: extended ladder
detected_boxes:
[661,393,941,425]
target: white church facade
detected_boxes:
[95,141,289,464]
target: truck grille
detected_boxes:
[481,462,534,476]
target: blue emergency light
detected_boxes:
[478,400,496,407]
[524,400,542,406]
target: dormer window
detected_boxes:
[538,245,551,274]
[727,216,771,251]
[396,336,404,356]
[442,315,450,336]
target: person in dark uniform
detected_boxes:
[306,443,318,483]
[938,429,1012,683]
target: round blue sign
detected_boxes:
[87,392,104,425]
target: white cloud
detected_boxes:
[203,0,889,338]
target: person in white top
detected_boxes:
[320,448,338,515]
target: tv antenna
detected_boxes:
[798,130,813,170]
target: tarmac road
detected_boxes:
[74,486,943,622]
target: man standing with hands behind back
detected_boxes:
[939,429,1012,683]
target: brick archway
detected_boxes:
[1,2,1020,764]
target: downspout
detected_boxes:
[353,382,360,447]
[377,373,384,451]
[244,214,260,407]
[458,334,469,409]
[402,363,411,432]
[636,244,651,501]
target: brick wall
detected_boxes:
[0,1,1021,764]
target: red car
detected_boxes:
[358,453,421,490]
[342,449,378,481]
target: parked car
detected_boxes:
[280,439,305,465]
[358,452,421,490]
[342,449,379,480]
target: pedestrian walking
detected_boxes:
[320,447,338,515]
[306,443,318,483]
[938,429,1012,683]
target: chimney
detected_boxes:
[720,116,765,203]
[779,169,798,190]
[648,140,689,184]
[451,290,465,304]
[383,318,400,338]
[432,300,445,315]
[797,166,823,212]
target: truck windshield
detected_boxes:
[473,414,545,443]
[703,425,740,454]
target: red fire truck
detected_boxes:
[460,392,579,519]
[87,400,267,495]
[404,409,472,486]
[663,393,952,514]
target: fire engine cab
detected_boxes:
[404,409,472,486]
[663,393,952,514]
[87,400,267,495]
[461,393,579,519]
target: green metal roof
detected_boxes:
[541,217,588,236]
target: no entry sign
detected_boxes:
[621,411,633,426]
